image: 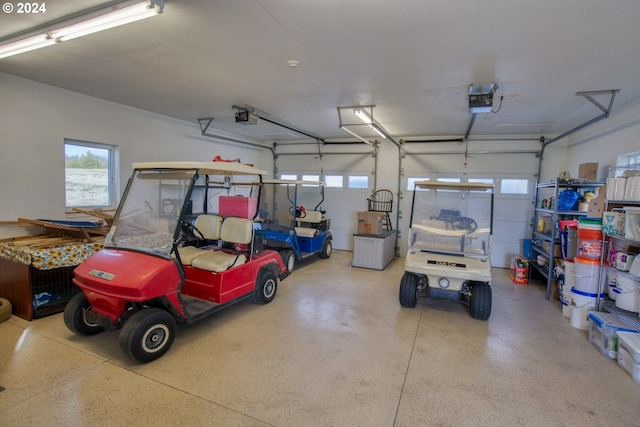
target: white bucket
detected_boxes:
[573,257,602,294]
[607,268,618,301]
[614,273,640,313]
[570,288,601,330]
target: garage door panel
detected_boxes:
[493,220,530,243]
[493,198,532,221]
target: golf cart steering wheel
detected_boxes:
[451,217,478,233]
[289,206,307,218]
[180,219,205,240]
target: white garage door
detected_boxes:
[273,141,540,268]
[399,150,538,268]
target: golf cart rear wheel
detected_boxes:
[399,273,419,308]
[253,269,277,305]
[318,238,332,259]
[470,282,492,321]
[119,308,177,363]
[281,250,295,272]
[63,293,104,336]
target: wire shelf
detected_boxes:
[601,300,640,332]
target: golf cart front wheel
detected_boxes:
[470,282,492,321]
[63,293,104,336]
[399,273,419,308]
[119,308,177,363]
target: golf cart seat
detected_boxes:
[192,217,253,272]
[178,214,223,265]
[295,210,323,238]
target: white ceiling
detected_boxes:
[1,0,639,143]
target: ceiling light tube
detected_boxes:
[355,108,387,139]
[370,123,387,139]
[354,108,373,125]
[52,1,162,42]
[340,126,374,146]
[0,34,56,59]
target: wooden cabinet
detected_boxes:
[0,256,78,320]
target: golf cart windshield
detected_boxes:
[257,179,325,227]
[409,181,493,258]
[105,161,266,257]
[105,169,196,257]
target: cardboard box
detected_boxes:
[542,241,562,257]
[587,185,606,218]
[578,162,598,181]
[510,255,529,284]
[357,211,384,235]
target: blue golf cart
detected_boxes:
[254,179,332,272]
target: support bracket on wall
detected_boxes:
[575,89,619,116]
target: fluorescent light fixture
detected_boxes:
[369,123,387,139]
[337,104,395,145]
[0,33,56,59]
[340,126,374,146]
[354,108,372,124]
[354,107,387,139]
[52,1,162,42]
[0,1,163,59]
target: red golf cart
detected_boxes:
[64,161,288,363]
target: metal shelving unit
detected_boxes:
[530,178,604,299]
[595,164,640,330]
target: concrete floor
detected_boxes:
[0,250,639,426]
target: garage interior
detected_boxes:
[1,1,640,425]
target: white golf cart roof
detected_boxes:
[413,181,494,191]
[132,161,267,176]
[261,178,325,186]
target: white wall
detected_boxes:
[0,72,274,238]
[565,98,640,179]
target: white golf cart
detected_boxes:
[399,181,494,320]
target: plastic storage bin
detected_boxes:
[219,196,258,218]
[623,206,640,241]
[616,331,640,384]
[588,312,636,359]
[576,220,602,260]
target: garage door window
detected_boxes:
[324,175,343,188]
[500,178,529,194]
[348,175,369,189]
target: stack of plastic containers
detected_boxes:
[570,218,604,329]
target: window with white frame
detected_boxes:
[302,174,320,185]
[469,178,494,192]
[616,151,640,168]
[65,139,116,208]
[324,175,343,188]
[500,178,529,194]
[280,174,297,181]
[348,175,369,189]
[407,177,429,191]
